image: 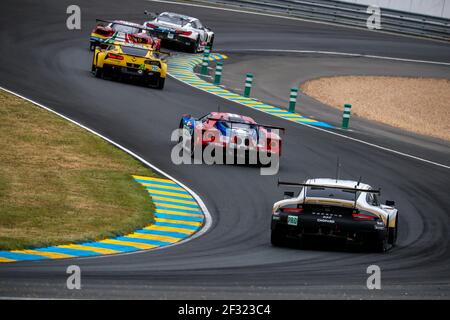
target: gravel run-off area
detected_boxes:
[301,76,450,141]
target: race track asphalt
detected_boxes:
[0,0,449,299]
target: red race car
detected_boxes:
[179,112,284,165]
[90,20,161,51]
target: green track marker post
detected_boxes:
[200,46,211,75]
[214,61,223,85]
[288,87,298,113]
[342,103,352,129]
[244,73,253,97]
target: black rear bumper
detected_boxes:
[271,215,386,243]
[102,64,162,85]
[151,31,194,47]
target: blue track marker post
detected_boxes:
[200,46,211,75]
[342,103,352,129]
[214,61,223,85]
[244,73,253,97]
[288,87,298,113]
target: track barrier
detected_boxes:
[200,46,211,75]
[214,61,223,85]
[288,87,298,112]
[342,103,352,129]
[244,73,253,97]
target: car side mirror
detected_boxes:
[284,191,294,199]
[385,200,395,206]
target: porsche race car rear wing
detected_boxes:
[277,180,381,208]
[277,180,380,193]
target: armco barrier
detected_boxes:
[197,0,450,41]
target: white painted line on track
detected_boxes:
[300,123,450,170]
[221,48,450,66]
[0,86,213,261]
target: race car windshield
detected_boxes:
[221,122,251,129]
[306,187,359,201]
[111,24,140,34]
[158,15,188,26]
[121,46,149,57]
[219,118,257,130]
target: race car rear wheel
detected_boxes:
[89,43,96,51]
[388,214,398,246]
[93,67,103,78]
[178,120,184,143]
[155,77,165,90]
[207,35,214,51]
[190,36,200,53]
[271,230,286,247]
[364,233,388,253]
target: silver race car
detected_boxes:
[144,11,214,53]
[271,178,399,252]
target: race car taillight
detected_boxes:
[266,138,280,151]
[281,206,303,214]
[93,27,114,37]
[176,30,192,36]
[128,34,151,45]
[146,23,158,29]
[204,134,216,142]
[106,53,124,60]
[352,212,377,221]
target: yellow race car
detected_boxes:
[91,43,167,89]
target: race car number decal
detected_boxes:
[287,215,298,226]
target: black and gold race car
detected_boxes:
[272,178,399,252]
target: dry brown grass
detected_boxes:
[0,90,157,250]
[301,76,450,141]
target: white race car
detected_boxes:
[144,11,214,53]
[272,178,399,252]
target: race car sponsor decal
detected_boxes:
[0,176,205,263]
[317,218,335,224]
[312,212,343,218]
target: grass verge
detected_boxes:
[301,76,450,141]
[0,90,157,250]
